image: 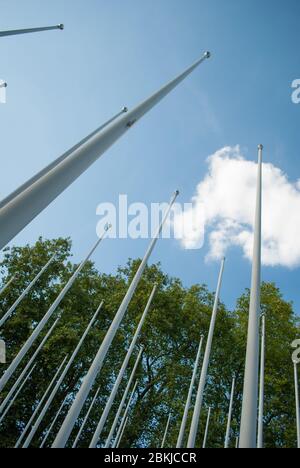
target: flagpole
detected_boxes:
[116,417,129,449]
[0,254,56,328]
[90,285,157,448]
[0,52,210,250]
[202,407,211,449]
[0,364,37,426]
[112,381,138,449]
[0,317,60,415]
[22,304,103,448]
[176,334,204,448]
[224,376,236,448]
[0,24,64,37]
[72,388,101,448]
[0,275,16,296]
[257,313,266,448]
[239,145,263,448]
[53,192,178,448]
[105,347,143,448]
[161,413,172,449]
[0,230,108,393]
[15,355,68,448]
[40,394,69,448]
[187,258,225,448]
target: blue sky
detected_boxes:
[0,0,299,313]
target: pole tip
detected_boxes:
[58,24,65,30]
[122,106,128,113]
[258,144,264,151]
[204,51,211,59]
[174,190,180,197]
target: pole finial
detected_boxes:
[204,51,211,59]
[258,144,264,151]
[122,107,128,113]
[58,24,64,30]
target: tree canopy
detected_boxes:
[0,237,299,448]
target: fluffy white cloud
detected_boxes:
[175,146,300,268]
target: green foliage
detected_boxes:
[0,238,299,448]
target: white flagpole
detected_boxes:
[187,258,225,448]
[112,381,138,449]
[53,192,178,448]
[90,285,157,448]
[15,355,68,448]
[202,407,212,449]
[176,334,204,448]
[294,362,300,448]
[240,145,263,448]
[116,416,129,449]
[40,394,69,448]
[0,364,37,426]
[161,413,172,449]
[22,303,103,448]
[0,254,56,328]
[72,388,101,448]
[224,377,236,448]
[0,317,60,415]
[0,24,64,37]
[257,313,266,448]
[0,230,108,393]
[105,347,143,448]
[0,275,16,296]
[0,52,210,250]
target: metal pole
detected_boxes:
[257,313,266,448]
[0,317,60,415]
[72,388,101,448]
[40,394,69,448]
[0,82,7,88]
[0,52,210,250]
[176,334,204,448]
[240,145,263,449]
[0,24,64,37]
[294,362,300,448]
[0,254,56,328]
[53,192,178,448]
[225,377,236,448]
[187,258,225,448]
[112,381,138,449]
[0,364,37,426]
[90,285,157,448]
[22,303,103,448]
[202,407,211,449]
[15,355,68,448]
[0,108,128,215]
[105,347,144,448]
[0,230,108,393]
[161,413,172,449]
[116,417,129,449]
[236,437,239,449]
[0,275,16,296]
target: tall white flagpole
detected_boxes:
[0,318,60,415]
[161,413,172,449]
[0,52,210,250]
[0,254,56,328]
[0,275,16,296]
[22,303,103,448]
[0,230,108,393]
[294,362,300,449]
[0,364,37,426]
[187,258,225,448]
[224,376,236,448]
[0,24,64,37]
[202,407,212,449]
[40,394,69,448]
[115,417,129,449]
[176,334,204,448]
[111,381,138,449]
[90,286,157,448]
[239,145,263,448]
[105,347,143,448]
[72,388,101,448]
[52,192,178,448]
[257,313,266,448]
[15,355,68,448]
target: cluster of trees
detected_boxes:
[0,237,299,448]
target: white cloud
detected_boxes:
[175,146,300,268]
